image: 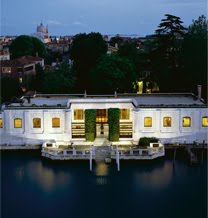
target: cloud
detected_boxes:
[47,20,63,26]
[72,21,87,27]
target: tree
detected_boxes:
[0,76,22,103]
[70,32,107,92]
[10,35,47,59]
[91,54,137,94]
[43,64,75,93]
[154,14,187,91]
[182,15,207,100]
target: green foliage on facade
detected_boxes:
[138,137,159,147]
[85,109,96,141]
[108,108,120,141]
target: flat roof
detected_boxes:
[3,93,206,109]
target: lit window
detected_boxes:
[120,109,130,120]
[0,118,3,128]
[144,117,152,127]
[14,118,22,128]
[52,117,60,128]
[74,109,84,120]
[163,117,171,127]
[33,118,41,128]
[183,117,191,127]
[202,117,208,127]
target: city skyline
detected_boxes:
[1,0,207,36]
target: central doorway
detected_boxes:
[96,109,109,138]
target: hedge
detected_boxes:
[85,109,96,141]
[108,108,120,141]
[138,137,158,147]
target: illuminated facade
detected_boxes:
[0,93,207,145]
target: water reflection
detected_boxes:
[26,161,71,193]
[95,162,109,186]
[134,161,173,189]
[15,165,25,183]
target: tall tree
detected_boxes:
[91,54,137,94]
[70,32,107,93]
[43,64,75,94]
[10,35,47,58]
[182,15,207,100]
[154,14,187,91]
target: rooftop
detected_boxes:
[3,93,206,109]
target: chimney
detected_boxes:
[197,85,202,100]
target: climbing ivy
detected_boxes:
[85,109,96,141]
[108,108,120,141]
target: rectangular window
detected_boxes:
[120,109,130,120]
[33,118,41,128]
[183,117,191,127]
[74,109,84,120]
[202,117,208,127]
[14,118,22,128]
[163,117,171,127]
[144,117,152,127]
[96,109,108,123]
[0,118,3,128]
[52,117,60,128]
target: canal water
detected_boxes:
[1,151,207,218]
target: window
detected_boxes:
[202,117,208,127]
[144,117,152,127]
[183,117,191,127]
[14,118,22,128]
[33,118,41,128]
[163,117,171,127]
[0,118,3,128]
[96,109,108,123]
[2,67,11,73]
[74,109,84,120]
[52,117,60,128]
[120,109,130,120]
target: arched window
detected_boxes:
[183,117,191,127]
[33,118,41,128]
[0,118,3,128]
[144,117,152,127]
[14,118,22,128]
[52,117,60,128]
[202,116,208,127]
[163,117,172,127]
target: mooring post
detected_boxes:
[117,150,120,171]
[201,140,205,165]
[90,145,92,171]
[173,148,176,164]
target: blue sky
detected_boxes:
[0,0,207,36]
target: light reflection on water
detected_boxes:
[94,162,109,185]
[134,161,173,189]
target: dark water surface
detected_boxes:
[1,151,207,218]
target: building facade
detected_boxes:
[0,93,207,145]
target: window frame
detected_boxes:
[182,116,191,127]
[33,118,41,128]
[52,117,60,128]
[0,118,3,128]
[163,116,172,127]
[202,116,208,127]
[120,109,130,120]
[74,109,84,121]
[144,117,152,127]
[14,118,22,128]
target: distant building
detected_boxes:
[0,55,44,78]
[0,46,10,61]
[32,22,51,43]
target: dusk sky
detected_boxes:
[1,0,207,36]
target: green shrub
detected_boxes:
[85,109,96,141]
[108,108,120,141]
[138,137,158,147]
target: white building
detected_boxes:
[0,92,207,145]
[32,22,51,43]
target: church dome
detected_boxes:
[37,22,47,34]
